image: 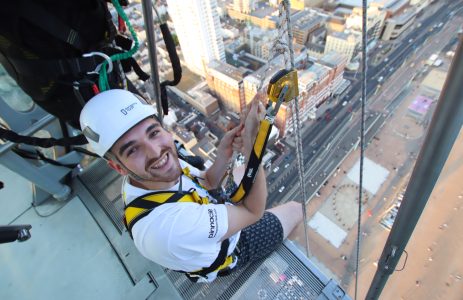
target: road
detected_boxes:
[267,0,463,207]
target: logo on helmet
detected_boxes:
[120,102,138,115]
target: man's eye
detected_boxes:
[127,147,137,157]
[149,130,159,138]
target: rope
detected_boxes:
[280,0,310,258]
[98,0,140,91]
[355,1,368,299]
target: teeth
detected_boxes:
[151,154,168,169]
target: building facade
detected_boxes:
[291,10,325,46]
[324,31,360,63]
[381,9,417,40]
[166,0,225,76]
[206,60,247,113]
[345,6,386,44]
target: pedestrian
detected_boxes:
[79,89,302,283]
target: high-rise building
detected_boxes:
[166,0,225,76]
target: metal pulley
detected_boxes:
[267,69,299,104]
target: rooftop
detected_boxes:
[298,69,318,86]
[319,51,347,67]
[292,11,324,31]
[208,60,247,82]
[421,69,447,93]
[250,2,276,18]
[244,55,285,87]
[408,95,433,116]
[390,8,417,24]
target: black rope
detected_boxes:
[159,23,182,115]
[0,128,87,148]
[13,148,78,169]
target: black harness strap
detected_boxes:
[19,0,88,51]
[6,55,104,78]
[187,238,230,280]
[124,183,233,280]
[125,191,188,235]
[0,127,87,148]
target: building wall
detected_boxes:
[305,0,324,7]
[292,0,305,10]
[206,62,246,113]
[227,9,277,29]
[167,0,225,76]
[381,12,416,40]
[167,87,220,117]
[233,0,255,13]
[324,33,358,62]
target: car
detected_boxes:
[377,76,384,82]
[284,163,290,168]
[384,58,389,62]
[408,38,413,43]
[342,101,348,106]
[278,186,285,193]
[273,167,280,173]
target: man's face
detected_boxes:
[110,117,182,184]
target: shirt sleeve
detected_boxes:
[133,202,230,269]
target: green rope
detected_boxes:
[98,0,140,91]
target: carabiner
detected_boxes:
[83,51,113,75]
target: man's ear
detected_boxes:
[107,159,129,175]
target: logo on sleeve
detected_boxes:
[208,209,218,238]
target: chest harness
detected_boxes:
[124,167,235,282]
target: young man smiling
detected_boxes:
[80,89,302,282]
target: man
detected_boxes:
[80,89,302,282]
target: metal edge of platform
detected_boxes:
[72,160,182,299]
[284,241,352,300]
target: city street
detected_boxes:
[281,1,463,298]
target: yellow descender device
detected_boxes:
[229,69,299,203]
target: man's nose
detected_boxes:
[145,141,161,158]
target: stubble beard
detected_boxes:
[144,148,182,183]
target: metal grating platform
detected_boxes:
[166,241,350,300]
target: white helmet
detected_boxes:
[79,89,157,156]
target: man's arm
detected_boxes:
[221,99,268,240]
[222,164,267,240]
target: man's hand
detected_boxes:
[241,99,266,158]
[217,124,243,160]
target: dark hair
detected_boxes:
[104,114,163,160]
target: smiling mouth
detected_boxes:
[149,152,169,170]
